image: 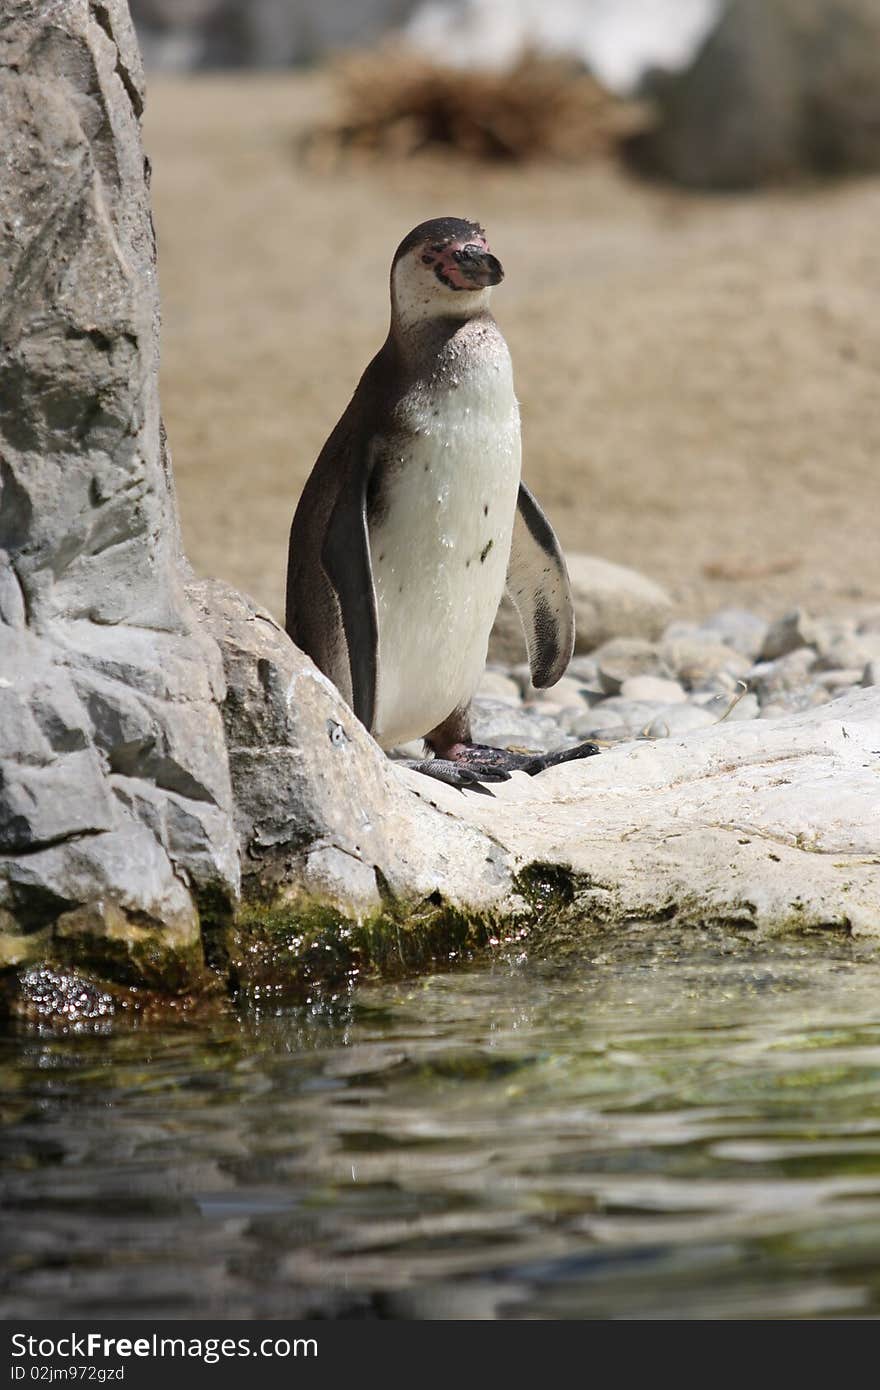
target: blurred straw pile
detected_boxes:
[303,48,647,166]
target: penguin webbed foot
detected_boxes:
[400,739,601,792]
[517,741,601,775]
[396,757,509,795]
[444,740,601,778]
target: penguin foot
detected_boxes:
[516,741,601,776]
[397,757,510,794]
[441,740,601,778]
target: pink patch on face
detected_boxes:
[435,235,491,290]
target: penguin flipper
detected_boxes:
[322,475,379,732]
[506,482,575,689]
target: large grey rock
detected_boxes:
[629,0,880,188]
[489,553,673,664]
[0,1,237,981]
[187,580,512,917]
[397,687,880,939]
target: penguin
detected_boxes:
[286,216,598,789]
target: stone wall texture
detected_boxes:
[0,1,237,985]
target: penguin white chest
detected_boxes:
[369,359,521,748]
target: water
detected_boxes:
[4,931,880,1320]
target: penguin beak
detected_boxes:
[453,244,504,287]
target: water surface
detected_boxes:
[4,931,880,1319]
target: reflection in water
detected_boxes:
[4,932,880,1319]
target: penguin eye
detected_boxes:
[421,254,434,265]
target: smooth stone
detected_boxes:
[476,671,522,704]
[594,638,662,695]
[814,633,880,672]
[750,647,818,700]
[566,553,675,654]
[815,667,866,690]
[687,670,746,697]
[470,700,573,753]
[526,676,589,710]
[620,675,688,704]
[863,662,879,687]
[700,691,761,722]
[565,708,626,738]
[645,705,718,738]
[759,609,818,661]
[759,686,832,717]
[697,608,769,661]
[659,637,752,688]
[565,655,602,687]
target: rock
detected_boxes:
[659,637,751,688]
[594,638,662,694]
[628,0,880,188]
[814,633,880,673]
[564,707,626,738]
[644,704,718,737]
[187,580,512,913]
[400,688,880,939]
[620,675,687,704]
[863,662,879,688]
[0,0,238,987]
[694,691,760,722]
[760,687,832,717]
[759,609,818,660]
[489,554,673,663]
[696,608,769,661]
[589,698,664,731]
[476,670,522,704]
[564,655,602,688]
[566,554,675,654]
[525,676,588,711]
[750,648,818,701]
[815,668,865,691]
[470,698,574,754]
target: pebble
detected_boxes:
[416,601,873,764]
[696,608,769,660]
[759,608,818,661]
[815,633,880,672]
[594,638,661,694]
[471,699,572,754]
[620,674,688,704]
[659,636,751,688]
[476,671,521,704]
[645,704,717,737]
[713,691,760,722]
[749,647,816,700]
[814,667,865,691]
[526,675,590,710]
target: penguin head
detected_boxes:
[390,217,503,328]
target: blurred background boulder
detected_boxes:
[629,0,880,187]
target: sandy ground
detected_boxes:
[144,73,880,628]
